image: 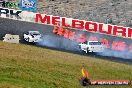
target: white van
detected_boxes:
[79,41,104,53]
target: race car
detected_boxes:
[23,31,42,43]
[79,41,104,53]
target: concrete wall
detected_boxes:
[0,17,132,59]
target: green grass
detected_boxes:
[0,41,132,88]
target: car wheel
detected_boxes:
[27,37,30,42]
[32,41,35,44]
[25,37,29,42]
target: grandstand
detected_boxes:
[8,0,132,27]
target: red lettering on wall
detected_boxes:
[53,26,75,40]
[57,27,65,36]
[100,38,110,48]
[89,36,98,41]
[52,16,60,25]
[77,34,86,43]
[62,18,71,27]
[112,41,126,51]
[99,24,112,35]
[72,20,84,29]
[128,28,132,38]
[113,26,126,37]
[68,31,75,40]
[129,44,132,52]
[35,14,50,24]
[63,29,69,39]
[85,22,97,32]
[53,26,58,34]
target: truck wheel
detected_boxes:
[87,47,89,53]
[79,45,81,49]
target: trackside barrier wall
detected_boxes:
[0,8,132,59]
[0,7,131,38]
[3,34,20,43]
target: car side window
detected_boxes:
[30,33,34,36]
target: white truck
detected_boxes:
[79,41,104,53]
[23,31,42,43]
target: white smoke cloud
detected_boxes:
[19,11,35,22]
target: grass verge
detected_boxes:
[0,41,132,88]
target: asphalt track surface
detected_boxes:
[0,17,132,64]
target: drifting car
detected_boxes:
[23,31,42,43]
[79,41,104,53]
